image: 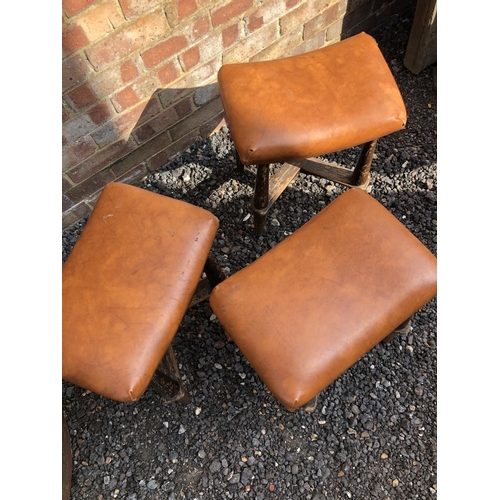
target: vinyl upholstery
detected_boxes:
[218,32,407,165]
[209,189,437,411]
[63,183,219,402]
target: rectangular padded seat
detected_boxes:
[209,189,437,412]
[218,32,406,166]
[63,183,219,402]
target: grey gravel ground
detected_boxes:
[63,9,437,500]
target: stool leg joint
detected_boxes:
[301,394,319,413]
[150,345,191,404]
[382,316,412,343]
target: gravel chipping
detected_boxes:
[63,9,437,500]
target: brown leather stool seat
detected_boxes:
[209,189,437,412]
[63,182,221,403]
[218,32,407,235]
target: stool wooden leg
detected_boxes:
[188,253,227,308]
[302,394,318,413]
[352,139,377,189]
[251,164,270,236]
[62,413,72,500]
[150,345,191,404]
[235,149,245,174]
[204,252,226,288]
[382,317,412,343]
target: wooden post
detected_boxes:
[252,164,270,236]
[352,139,377,188]
[62,414,72,500]
[404,0,437,75]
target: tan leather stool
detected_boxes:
[218,32,407,235]
[209,189,437,412]
[63,182,224,403]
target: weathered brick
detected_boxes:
[246,12,263,33]
[199,32,224,62]
[280,0,333,35]
[176,0,197,20]
[64,82,98,111]
[63,22,89,57]
[132,106,178,143]
[170,97,222,141]
[63,193,74,212]
[250,23,303,62]
[337,0,348,18]
[63,135,97,172]
[286,0,301,8]
[89,101,115,125]
[86,189,103,208]
[223,21,280,63]
[120,59,141,83]
[119,0,165,19]
[112,86,140,113]
[165,0,198,26]
[174,97,194,119]
[280,2,306,34]
[306,29,327,50]
[196,0,216,7]
[91,102,147,147]
[114,163,148,185]
[86,10,167,71]
[200,111,225,138]
[131,75,162,100]
[66,168,117,202]
[193,82,219,106]
[222,22,240,48]
[303,2,341,40]
[90,123,122,149]
[86,55,143,98]
[110,127,174,174]
[62,53,92,93]
[146,128,200,171]
[147,148,172,172]
[63,175,74,193]
[67,140,135,183]
[286,29,326,57]
[73,0,126,43]
[63,200,92,229]
[211,0,253,28]
[326,18,343,42]
[192,14,211,41]
[111,75,158,113]
[136,96,162,126]
[141,35,188,68]
[63,111,103,143]
[173,57,220,88]
[156,60,181,86]
[180,46,201,71]
[63,103,72,123]
[245,1,288,35]
[63,0,100,18]
[158,87,190,108]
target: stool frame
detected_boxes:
[149,252,226,404]
[235,139,377,236]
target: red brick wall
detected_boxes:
[62,0,413,229]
